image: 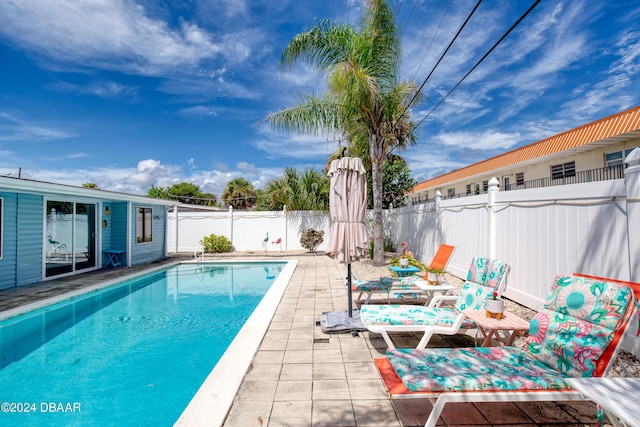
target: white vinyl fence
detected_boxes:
[167,149,640,356]
[166,207,332,255]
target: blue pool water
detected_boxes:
[0,262,285,426]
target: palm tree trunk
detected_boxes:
[370,134,385,265]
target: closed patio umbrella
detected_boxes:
[321,157,370,333]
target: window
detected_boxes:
[503,176,510,190]
[474,183,480,195]
[136,207,153,243]
[551,161,576,179]
[447,188,455,198]
[0,197,3,259]
[516,172,525,186]
[482,181,489,192]
[606,148,636,167]
[466,184,471,195]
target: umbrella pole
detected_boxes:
[347,263,353,317]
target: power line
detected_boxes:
[399,0,483,122]
[410,0,455,82]
[412,0,541,131]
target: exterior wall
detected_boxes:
[16,194,43,287]
[0,188,170,289]
[415,138,640,200]
[130,203,167,266]
[101,202,113,260]
[109,202,128,251]
[0,193,17,290]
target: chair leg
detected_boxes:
[379,331,396,349]
[424,397,446,427]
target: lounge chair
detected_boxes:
[360,257,510,349]
[374,274,638,427]
[353,244,456,305]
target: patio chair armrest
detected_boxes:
[428,295,458,308]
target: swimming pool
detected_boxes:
[0,261,295,426]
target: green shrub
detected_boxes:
[300,228,324,253]
[200,233,233,253]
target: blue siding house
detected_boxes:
[0,176,176,290]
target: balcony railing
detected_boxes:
[503,164,625,191]
[413,165,626,203]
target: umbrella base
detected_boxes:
[319,310,368,334]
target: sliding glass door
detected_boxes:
[45,200,97,278]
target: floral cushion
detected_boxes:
[453,281,494,312]
[465,257,508,290]
[353,277,398,292]
[484,259,508,289]
[545,275,633,329]
[466,258,488,284]
[524,275,634,377]
[359,305,475,329]
[525,309,611,377]
[387,347,570,392]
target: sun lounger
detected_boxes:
[360,257,510,349]
[374,274,639,427]
[353,244,455,304]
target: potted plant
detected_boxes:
[485,291,504,319]
[399,255,409,267]
[423,267,445,285]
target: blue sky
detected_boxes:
[1,0,639,197]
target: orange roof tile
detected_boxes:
[413,105,640,192]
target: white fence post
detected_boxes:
[228,206,234,248]
[488,177,499,259]
[623,148,640,358]
[282,205,288,252]
[625,148,640,282]
[173,205,179,253]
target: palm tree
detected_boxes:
[222,177,257,210]
[263,0,420,264]
[261,166,330,211]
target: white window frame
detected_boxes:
[136,206,153,244]
[551,161,576,179]
[606,148,635,167]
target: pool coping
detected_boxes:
[175,259,298,427]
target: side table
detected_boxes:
[389,265,421,277]
[104,249,126,269]
[413,280,456,305]
[462,309,530,347]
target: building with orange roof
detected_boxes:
[411,105,640,203]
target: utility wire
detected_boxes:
[410,0,455,82]
[398,0,483,122]
[412,0,541,131]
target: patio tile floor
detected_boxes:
[0,253,610,426]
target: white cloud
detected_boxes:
[251,125,339,160]
[0,0,221,76]
[0,112,75,141]
[434,130,520,151]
